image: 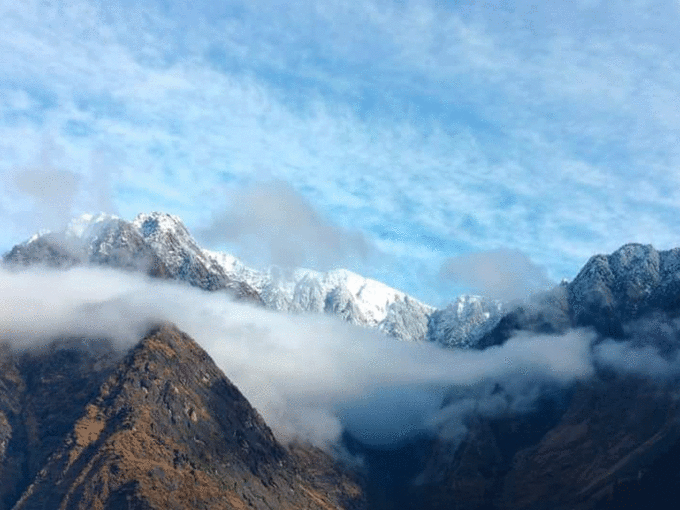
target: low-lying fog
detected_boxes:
[0,266,672,450]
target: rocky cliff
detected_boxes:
[476,243,680,349]
[381,243,680,509]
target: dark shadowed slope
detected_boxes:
[404,375,680,510]
[383,244,680,509]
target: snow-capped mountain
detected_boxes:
[8,227,680,510]
[471,243,680,349]
[4,212,504,347]
[427,295,504,349]
[567,243,680,337]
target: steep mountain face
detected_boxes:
[478,243,680,348]
[376,243,680,510]
[427,296,504,349]
[474,283,572,349]
[4,212,503,347]
[403,375,680,510]
[568,244,680,337]
[8,216,680,509]
[3,234,83,269]
[0,338,120,509]
[0,325,365,510]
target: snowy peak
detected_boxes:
[567,243,680,336]
[4,211,505,347]
[133,212,193,248]
[284,268,431,326]
[131,212,214,275]
[473,242,680,347]
[569,243,660,312]
[64,212,120,242]
[427,295,504,348]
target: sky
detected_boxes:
[2,0,680,306]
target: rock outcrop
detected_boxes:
[364,243,680,509]
[568,244,680,337]
[477,243,680,348]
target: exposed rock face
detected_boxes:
[379,297,431,343]
[475,284,571,349]
[132,213,228,291]
[3,213,262,306]
[403,375,680,510]
[87,219,171,279]
[0,338,121,509]
[357,243,680,509]
[477,243,680,348]
[331,243,680,510]
[3,235,83,269]
[325,286,368,326]
[0,325,365,510]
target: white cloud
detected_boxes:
[0,265,596,449]
[8,167,81,230]
[198,180,371,270]
[4,264,680,451]
[440,249,553,303]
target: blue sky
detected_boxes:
[2,0,680,306]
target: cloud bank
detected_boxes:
[594,314,680,378]
[0,265,598,450]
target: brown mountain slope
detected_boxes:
[0,338,120,509]
[0,325,364,510]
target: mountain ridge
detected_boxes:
[4,211,504,348]
[476,242,680,349]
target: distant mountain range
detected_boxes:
[3,211,505,348]
[5,212,680,509]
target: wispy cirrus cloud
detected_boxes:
[2,0,680,305]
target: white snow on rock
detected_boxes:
[11,211,506,348]
[427,295,504,348]
[65,212,120,242]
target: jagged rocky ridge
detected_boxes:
[477,243,680,348]
[4,212,504,348]
[0,324,365,510]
